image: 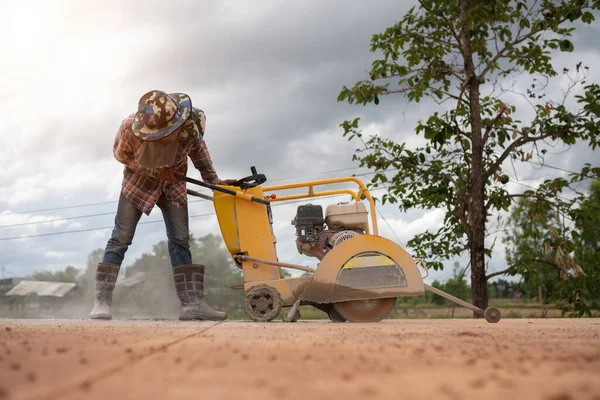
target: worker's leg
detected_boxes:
[103,193,144,266]
[156,195,192,267]
[157,195,226,321]
[90,193,143,320]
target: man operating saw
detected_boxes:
[90,90,237,321]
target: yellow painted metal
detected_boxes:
[264,177,378,236]
[213,186,280,282]
[245,277,312,306]
[212,176,396,307]
[264,177,365,192]
[301,235,424,304]
[268,189,358,202]
[213,189,241,255]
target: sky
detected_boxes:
[0,0,599,284]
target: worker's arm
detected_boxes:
[189,138,225,185]
[113,114,136,165]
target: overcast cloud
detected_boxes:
[1,1,598,284]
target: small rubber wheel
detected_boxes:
[327,306,347,323]
[484,306,501,323]
[244,286,282,322]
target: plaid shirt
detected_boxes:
[114,113,222,215]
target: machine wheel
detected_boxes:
[333,298,396,323]
[327,306,347,323]
[484,306,501,323]
[244,286,282,322]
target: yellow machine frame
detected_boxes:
[196,173,501,323]
[265,177,379,236]
[213,177,424,306]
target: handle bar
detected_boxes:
[184,177,270,206]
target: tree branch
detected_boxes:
[483,125,570,181]
[528,258,567,273]
[478,29,540,80]
[479,13,571,81]
[482,105,509,144]
[418,0,464,56]
[486,257,568,281]
[485,192,558,211]
[486,265,515,280]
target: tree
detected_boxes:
[572,180,600,312]
[338,0,600,314]
[429,262,471,306]
[192,234,244,311]
[113,234,243,318]
[78,248,105,293]
[32,265,80,282]
[503,197,579,314]
[487,279,521,299]
[504,181,600,316]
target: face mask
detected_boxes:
[136,129,181,169]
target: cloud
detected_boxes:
[0,0,598,286]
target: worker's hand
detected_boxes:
[158,167,180,182]
[219,179,238,186]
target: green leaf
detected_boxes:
[582,11,595,24]
[559,40,574,52]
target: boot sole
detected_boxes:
[179,315,227,321]
[90,314,112,320]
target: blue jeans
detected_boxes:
[102,193,192,267]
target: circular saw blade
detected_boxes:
[333,297,396,322]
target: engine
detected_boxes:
[291,202,368,260]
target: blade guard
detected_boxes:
[301,235,425,304]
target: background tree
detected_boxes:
[429,262,471,308]
[504,181,600,316]
[487,279,522,299]
[32,265,80,282]
[338,0,600,313]
[571,180,600,312]
[78,248,105,294]
[503,197,577,315]
[113,233,243,318]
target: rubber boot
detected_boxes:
[173,264,227,321]
[89,263,120,320]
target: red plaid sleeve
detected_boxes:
[113,114,136,165]
[190,139,221,184]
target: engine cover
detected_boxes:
[325,202,368,231]
[293,204,325,243]
[293,203,364,260]
[296,230,362,260]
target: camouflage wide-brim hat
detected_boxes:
[131,90,192,141]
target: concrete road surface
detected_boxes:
[0,319,599,400]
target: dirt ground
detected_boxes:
[0,319,598,400]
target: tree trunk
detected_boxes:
[538,285,547,318]
[460,0,488,315]
[470,235,488,314]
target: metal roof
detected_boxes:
[6,280,76,297]
[116,271,146,287]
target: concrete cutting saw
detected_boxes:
[185,167,501,324]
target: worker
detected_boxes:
[90,90,237,321]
